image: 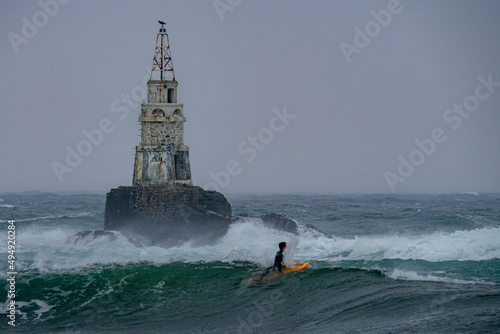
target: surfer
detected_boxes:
[249,241,309,284]
[273,242,287,272]
[255,242,287,281]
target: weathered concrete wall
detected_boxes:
[139,120,184,146]
[132,78,192,186]
[139,102,185,146]
[104,185,232,246]
[147,80,178,103]
[133,146,191,186]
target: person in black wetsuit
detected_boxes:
[272,242,287,272]
[256,242,288,281]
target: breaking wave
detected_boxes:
[1,219,498,285]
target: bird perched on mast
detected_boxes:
[158,20,166,25]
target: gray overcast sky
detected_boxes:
[1,0,499,194]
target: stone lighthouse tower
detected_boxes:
[132,21,192,186]
[104,21,231,247]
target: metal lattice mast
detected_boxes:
[151,21,175,81]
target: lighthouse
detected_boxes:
[132,21,192,186]
[104,21,232,247]
[102,20,297,248]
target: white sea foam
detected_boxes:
[66,212,96,218]
[341,227,500,262]
[0,204,15,208]
[0,219,498,284]
[385,269,494,285]
[10,212,97,223]
[462,192,480,196]
[15,300,54,320]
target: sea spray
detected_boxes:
[0,193,499,333]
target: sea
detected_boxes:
[0,192,499,333]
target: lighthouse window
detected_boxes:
[168,88,174,103]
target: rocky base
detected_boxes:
[101,184,326,248]
[104,185,232,247]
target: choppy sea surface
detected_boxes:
[0,192,499,333]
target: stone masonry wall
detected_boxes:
[141,122,184,146]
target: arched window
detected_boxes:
[152,108,165,117]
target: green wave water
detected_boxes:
[3,262,499,333]
[0,193,499,333]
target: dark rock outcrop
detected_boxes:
[260,213,299,234]
[233,212,299,235]
[102,184,329,247]
[104,185,232,247]
[231,213,331,238]
[303,223,332,238]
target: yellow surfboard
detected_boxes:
[252,262,310,283]
[283,262,310,273]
